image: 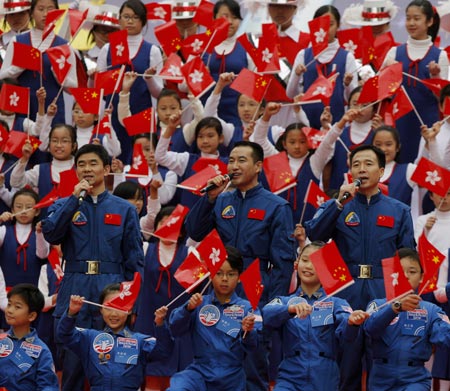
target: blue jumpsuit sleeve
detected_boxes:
[396,206,416,249]
[428,306,450,347]
[184,196,216,241]
[142,324,174,361]
[55,311,86,355]
[363,302,397,339]
[121,206,145,281]
[262,298,293,329]
[240,308,262,352]
[333,299,360,343]
[168,303,195,337]
[35,347,59,391]
[41,196,79,244]
[304,199,342,242]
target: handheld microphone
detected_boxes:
[200,173,234,194]
[339,178,361,203]
[78,190,87,204]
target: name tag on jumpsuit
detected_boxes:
[114,337,139,365]
[402,309,427,336]
[310,301,334,328]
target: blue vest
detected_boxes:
[382,163,413,206]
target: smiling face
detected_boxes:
[297,245,320,288]
[405,5,432,41]
[196,126,223,155]
[372,130,400,164]
[228,145,261,192]
[100,291,128,333]
[76,152,110,195]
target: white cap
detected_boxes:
[0,0,31,15]
[438,1,450,33]
[81,2,120,30]
[342,0,398,27]
[172,1,198,19]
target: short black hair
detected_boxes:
[232,141,264,163]
[75,144,110,166]
[214,0,242,20]
[195,117,223,139]
[398,248,423,273]
[349,144,386,168]
[113,181,143,201]
[119,0,147,27]
[8,284,44,314]
[99,283,121,304]
[314,4,340,25]
[225,245,244,274]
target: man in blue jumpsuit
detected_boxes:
[42,144,144,391]
[185,141,296,391]
[304,144,415,391]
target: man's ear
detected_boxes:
[104,164,111,177]
[255,160,262,173]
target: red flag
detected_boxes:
[12,42,41,71]
[68,9,88,37]
[308,14,330,57]
[193,0,214,27]
[57,169,79,197]
[108,29,129,66]
[93,114,111,138]
[47,247,64,282]
[46,44,72,84]
[69,88,102,114]
[94,68,124,95]
[123,108,153,136]
[0,123,8,150]
[181,33,207,59]
[191,157,227,174]
[388,86,414,121]
[411,157,450,197]
[301,127,327,149]
[196,229,227,278]
[145,3,171,22]
[360,26,376,66]
[42,9,66,41]
[237,34,259,66]
[154,20,182,56]
[337,28,362,59]
[103,272,141,312]
[304,180,330,209]
[309,241,354,296]
[377,62,402,101]
[421,78,450,96]
[443,97,450,117]
[382,254,413,302]
[302,74,335,106]
[255,40,280,74]
[0,84,29,115]
[3,131,40,158]
[127,143,149,176]
[157,53,184,82]
[263,152,296,194]
[230,68,270,103]
[264,75,292,102]
[418,232,446,294]
[180,57,215,98]
[152,204,189,242]
[240,258,264,310]
[34,188,59,209]
[204,17,230,54]
[177,165,220,194]
[174,252,209,290]
[371,32,396,71]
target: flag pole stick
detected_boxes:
[298,180,312,225]
[304,46,328,69]
[1,159,20,176]
[200,278,212,295]
[366,290,413,314]
[106,65,126,110]
[280,100,322,107]
[94,89,105,139]
[166,272,211,308]
[418,280,431,296]
[53,69,72,103]
[82,299,130,314]
[400,85,424,126]
[337,137,351,153]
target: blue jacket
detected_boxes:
[0,328,59,391]
[263,287,358,391]
[304,192,415,309]
[185,184,296,304]
[41,191,144,324]
[364,299,450,390]
[56,312,173,391]
[169,292,261,390]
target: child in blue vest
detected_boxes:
[57,282,173,391]
[262,241,368,391]
[0,283,59,391]
[168,245,261,391]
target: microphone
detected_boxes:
[339,178,361,204]
[200,174,234,194]
[78,190,87,204]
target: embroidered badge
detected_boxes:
[377,215,394,228]
[20,341,42,358]
[199,304,220,326]
[72,211,88,226]
[344,211,360,226]
[221,205,235,219]
[0,337,13,357]
[92,333,114,354]
[287,297,307,306]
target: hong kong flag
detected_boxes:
[145,3,171,22]
[301,127,327,149]
[418,232,446,294]
[47,247,64,282]
[157,53,184,82]
[308,13,330,57]
[309,241,354,297]
[109,30,129,66]
[240,258,264,310]
[152,204,189,242]
[337,28,362,58]
[0,84,29,115]
[382,254,413,302]
[196,229,227,278]
[103,272,141,313]
[42,9,66,41]
[93,114,111,138]
[46,44,72,84]
[181,33,207,59]
[0,123,8,150]
[411,157,450,198]
[180,57,215,98]
[302,74,335,106]
[387,86,413,121]
[304,180,330,209]
[127,143,149,177]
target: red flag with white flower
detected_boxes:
[304,180,330,209]
[181,33,207,59]
[145,3,171,22]
[180,56,215,98]
[47,246,64,282]
[240,258,264,310]
[0,123,8,150]
[196,229,227,278]
[387,86,414,121]
[174,252,209,290]
[123,108,153,136]
[301,127,327,149]
[255,40,280,74]
[127,143,149,176]
[263,152,296,194]
[12,42,41,72]
[301,74,335,106]
[157,53,184,82]
[382,254,413,302]
[68,8,88,37]
[46,44,72,85]
[154,20,182,56]
[418,232,446,295]
[42,9,66,41]
[337,28,362,59]
[152,204,189,242]
[308,14,330,57]
[411,157,450,198]
[0,84,29,115]
[93,114,111,138]
[108,29,129,66]
[230,68,270,103]
[103,272,141,313]
[309,241,354,296]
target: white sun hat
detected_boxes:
[342,0,398,27]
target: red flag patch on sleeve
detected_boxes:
[247,208,265,220]
[376,215,394,228]
[104,213,122,226]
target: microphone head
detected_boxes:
[227,173,235,180]
[354,178,362,187]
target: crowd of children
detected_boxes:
[2,0,450,390]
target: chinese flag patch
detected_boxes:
[376,215,394,228]
[104,213,121,226]
[247,208,265,220]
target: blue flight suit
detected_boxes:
[364,298,450,391]
[56,311,173,391]
[263,287,360,391]
[168,292,261,391]
[0,328,59,391]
